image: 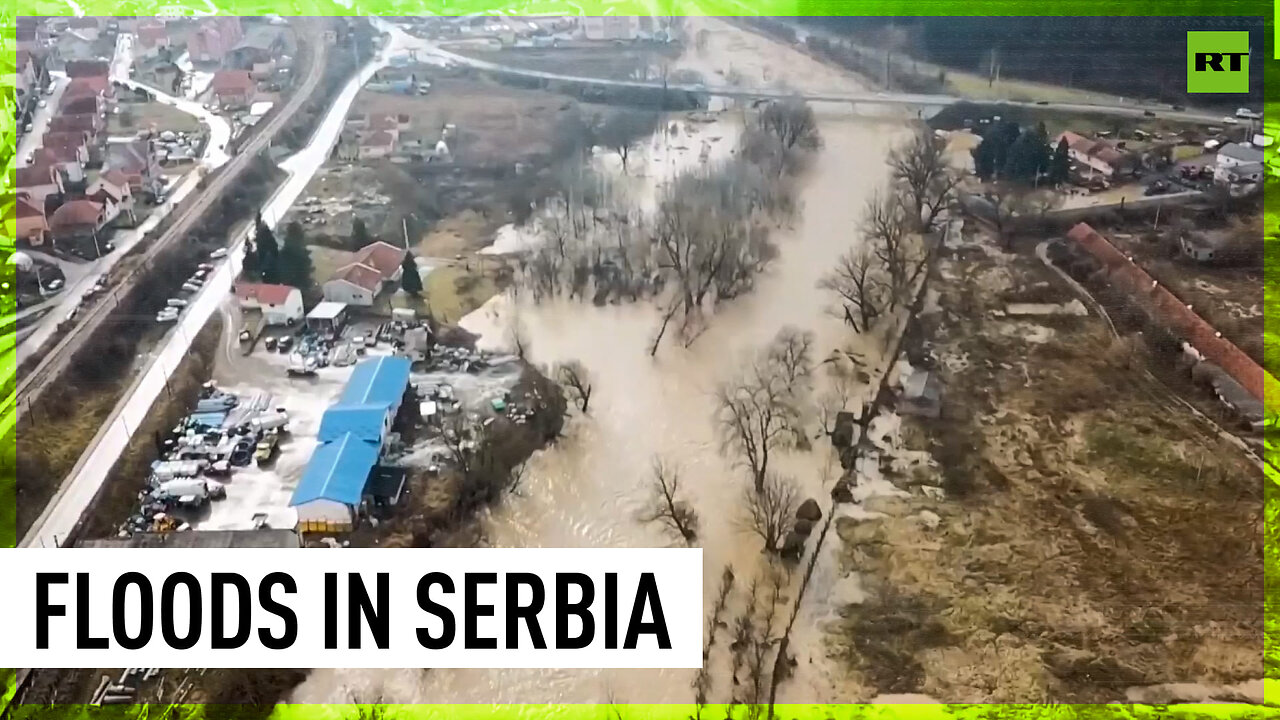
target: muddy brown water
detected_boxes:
[291,114,908,704]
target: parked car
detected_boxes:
[1236,107,1262,119]
[198,263,215,271]
[277,336,294,352]
[1222,116,1240,125]
[44,278,64,292]
[1035,100,1049,105]
[209,248,229,259]
[181,282,201,293]
[1171,104,1185,111]
[255,431,279,463]
[264,336,278,351]
[229,439,255,467]
[166,298,189,308]
[1143,110,1156,117]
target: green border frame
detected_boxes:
[3,1,1276,716]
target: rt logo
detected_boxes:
[1187,31,1250,93]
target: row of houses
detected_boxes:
[291,356,413,532]
[17,56,161,251]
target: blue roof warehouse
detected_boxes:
[291,356,413,533]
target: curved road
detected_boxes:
[377,19,1231,126]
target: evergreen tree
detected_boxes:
[254,213,280,284]
[278,221,314,291]
[352,218,373,251]
[1049,138,1070,184]
[400,253,423,296]
[242,239,260,280]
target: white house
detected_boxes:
[321,241,407,306]
[322,264,383,306]
[234,282,305,325]
[1216,142,1264,170]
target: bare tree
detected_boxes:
[862,191,924,307]
[742,472,798,553]
[508,317,530,360]
[643,457,698,544]
[596,111,658,174]
[554,360,593,414]
[757,97,820,154]
[819,247,888,333]
[769,329,813,396]
[715,357,798,493]
[987,182,1033,249]
[887,128,962,232]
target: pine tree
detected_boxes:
[278,221,314,291]
[1049,138,1070,184]
[400,252,423,296]
[242,239,260,280]
[352,218,373,251]
[254,213,280,284]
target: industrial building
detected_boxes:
[291,356,412,532]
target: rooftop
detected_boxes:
[290,433,381,507]
[307,301,348,320]
[350,241,407,278]
[330,262,384,292]
[235,282,299,306]
[339,355,412,408]
[318,403,391,444]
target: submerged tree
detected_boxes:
[741,472,799,553]
[644,456,698,544]
[554,360,593,414]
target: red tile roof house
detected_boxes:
[15,193,52,247]
[16,165,65,206]
[1056,131,1135,178]
[1067,223,1280,408]
[62,75,114,105]
[60,93,106,117]
[107,139,162,196]
[136,21,171,58]
[41,130,91,166]
[234,283,305,326]
[322,263,385,307]
[89,169,136,226]
[211,70,256,110]
[48,112,104,141]
[187,17,244,64]
[50,199,108,252]
[349,241,407,281]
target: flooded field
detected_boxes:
[288,16,920,706]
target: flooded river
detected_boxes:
[292,18,911,705]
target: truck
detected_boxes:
[255,429,280,464]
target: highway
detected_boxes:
[380,20,1231,126]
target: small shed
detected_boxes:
[306,301,348,336]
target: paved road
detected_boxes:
[384,20,1231,126]
[16,72,69,167]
